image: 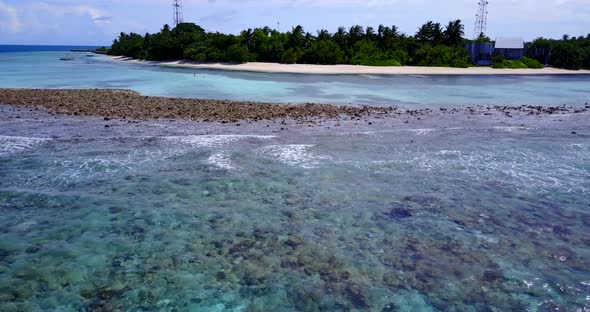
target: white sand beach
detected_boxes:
[110,56,590,75]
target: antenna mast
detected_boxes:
[474,1,489,39]
[173,0,184,27]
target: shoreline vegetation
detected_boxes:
[1,89,588,123]
[107,20,590,71]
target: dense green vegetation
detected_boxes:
[94,47,109,54]
[109,21,590,70]
[491,55,543,69]
[109,20,470,67]
[528,35,590,70]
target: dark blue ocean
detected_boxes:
[0,45,102,53]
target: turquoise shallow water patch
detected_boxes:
[1,51,590,106]
[1,116,589,311]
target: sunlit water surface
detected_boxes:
[1,48,590,311]
[1,51,590,106]
[1,107,589,311]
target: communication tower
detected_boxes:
[474,1,489,39]
[173,0,184,26]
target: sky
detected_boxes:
[0,0,589,45]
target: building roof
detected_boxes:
[495,37,524,49]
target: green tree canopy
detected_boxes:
[107,20,590,69]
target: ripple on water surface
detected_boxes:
[0,135,51,156]
[0,124,589,311]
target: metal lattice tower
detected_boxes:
[173,0,184,26]
[474,1,489,39]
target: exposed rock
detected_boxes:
[2,89,584,124]
[0,89,393,122]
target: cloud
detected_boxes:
[0,1,22,33]
[72,5,112,26]
[1,0,589,44]
[32,2,112,27]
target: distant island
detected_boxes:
[70,48,109,54]
[108,20,589,70]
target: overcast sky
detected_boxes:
[1,0,589,45]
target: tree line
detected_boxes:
[109,20,471,67]
[528,35,590,70]
[108,21,590,69]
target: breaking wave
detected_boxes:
[0,135,51,156]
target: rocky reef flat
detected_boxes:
[0,88,589,125]
[0,88,392,123]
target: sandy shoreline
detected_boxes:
[109,56,590,75]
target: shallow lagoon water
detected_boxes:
[1,51,590,106]
[1,106,589,311]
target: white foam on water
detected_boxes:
[405,128,436,136]
[354,131,378,135]
[437,150,462,156]
[366,148,588,194]
[0,135,51,156]
[207,151,236,170]
[53,158,133,177]
[163,135,276,148]
[259,144,332,169]
[569,143,590,151]
[493,126,526,132]
[360,74,382,80]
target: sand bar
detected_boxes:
[110,56,590,75]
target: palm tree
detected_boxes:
[334,27,348,49]
[288,25,305,49]
[304,32,314,48]
[378,24,386,40]
[365,26,376,41]
[349,25,364,45]
[390,25,400,38]
[240,28,255,51]
[317,29,331,41]
[444,19,464,46]
[416,21,443,44]
[432,22,444,44]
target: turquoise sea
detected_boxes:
[1,47,589,311]
[0,49,589,106]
